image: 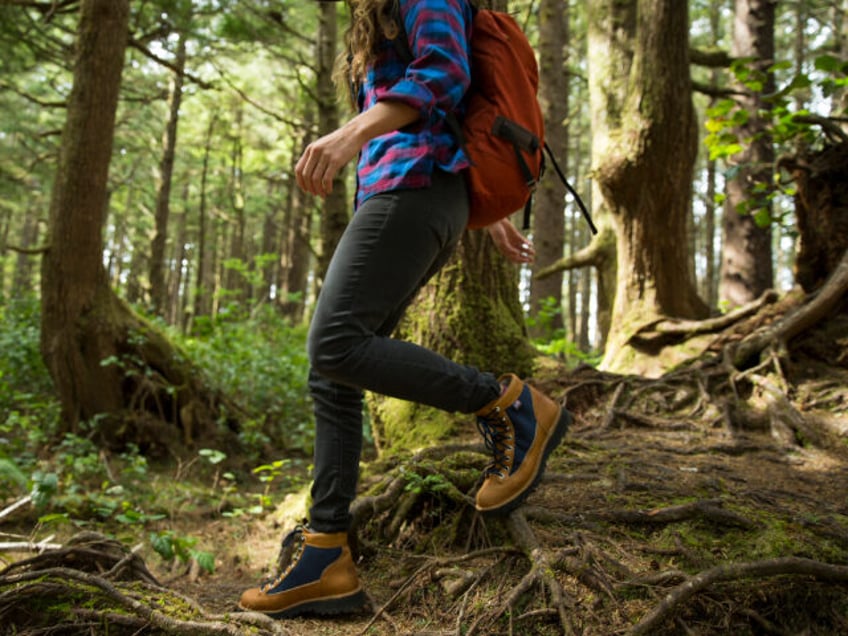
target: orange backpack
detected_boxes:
[394,3,596,234]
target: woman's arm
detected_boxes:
[295,100,419,198]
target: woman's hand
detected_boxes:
[295,101,420,198]
[295,128,362,198]
[486,218,535,264]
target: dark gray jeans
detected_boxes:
[306,169,501,533]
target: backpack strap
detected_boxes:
[543,143,598,235]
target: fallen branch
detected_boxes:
[0,540,62,552]
[0,495,32,521]
[628,557,848,635]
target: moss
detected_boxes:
[370,397,463,455]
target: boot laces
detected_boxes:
[261,525,306,592]
[476,406,514,478]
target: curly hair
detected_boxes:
[332,0,400,100]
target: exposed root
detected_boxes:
[628,557,848,635]
[0,532,288,635]
[357,546,518,636]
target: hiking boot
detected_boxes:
[475,374,570,515]
[238,525,367,618]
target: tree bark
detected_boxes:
[530,0,568,338]
[11,210,40,297]
[315,0,348,287]
[588,0,708,374]
[40,0,131,429]
[149,31,186,318]
[192,112,218,322]
[39,0,237,446]
[279,129,314,324]
[719,0,775,308]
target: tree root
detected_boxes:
[731,248,848,369]
[356,546,518,636]
[628,557,848,635]
[0,532,288,635]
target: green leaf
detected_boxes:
[814,55,841,73]
[753,208,772,227]
[192,550,216,574]
[768,60,793,73]
[151,532,175,560]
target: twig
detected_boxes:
[0,495,32,521]
[0,539,62,553]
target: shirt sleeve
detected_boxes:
[377,0,471,122]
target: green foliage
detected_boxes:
[527,297,601,368]
[182,304,313,455]
[0,297,60,493]
[150,529,216,574]
[0,296,56,420]
[401,467,452,496]
[703,53,848,226]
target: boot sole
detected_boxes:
[478,407,571,516]
[240,588,368,619]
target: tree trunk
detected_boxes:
[193,112,218,321]
[315,1,348,287]
[831,0,847,123]
[259,180,281,305]
[719,0,775,308]
[39,0,237,448]
[166,200,188,327]
[279,131,314,324]
[224,111,248,305]
[150,31,187,318]
[788,143,848,293]
[588,0,708,375]
[11,210,40,297]
[0,208,10,301]
[372,229,536,453]
[530,0,568,338]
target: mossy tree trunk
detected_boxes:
[588,0,708,375]
[39,0,237,450]
[370,230,536,454]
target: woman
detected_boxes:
[239,0,570,618]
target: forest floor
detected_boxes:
[3,314,848,635]
[169,314,848,636]
[166,407,848,636]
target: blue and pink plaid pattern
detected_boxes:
[354,0,472,208]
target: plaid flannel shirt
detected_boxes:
[355,0,473,208]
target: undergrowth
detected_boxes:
[0,296,314,574]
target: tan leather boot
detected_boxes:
[239,526,366,618]
[475,374,570,514]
